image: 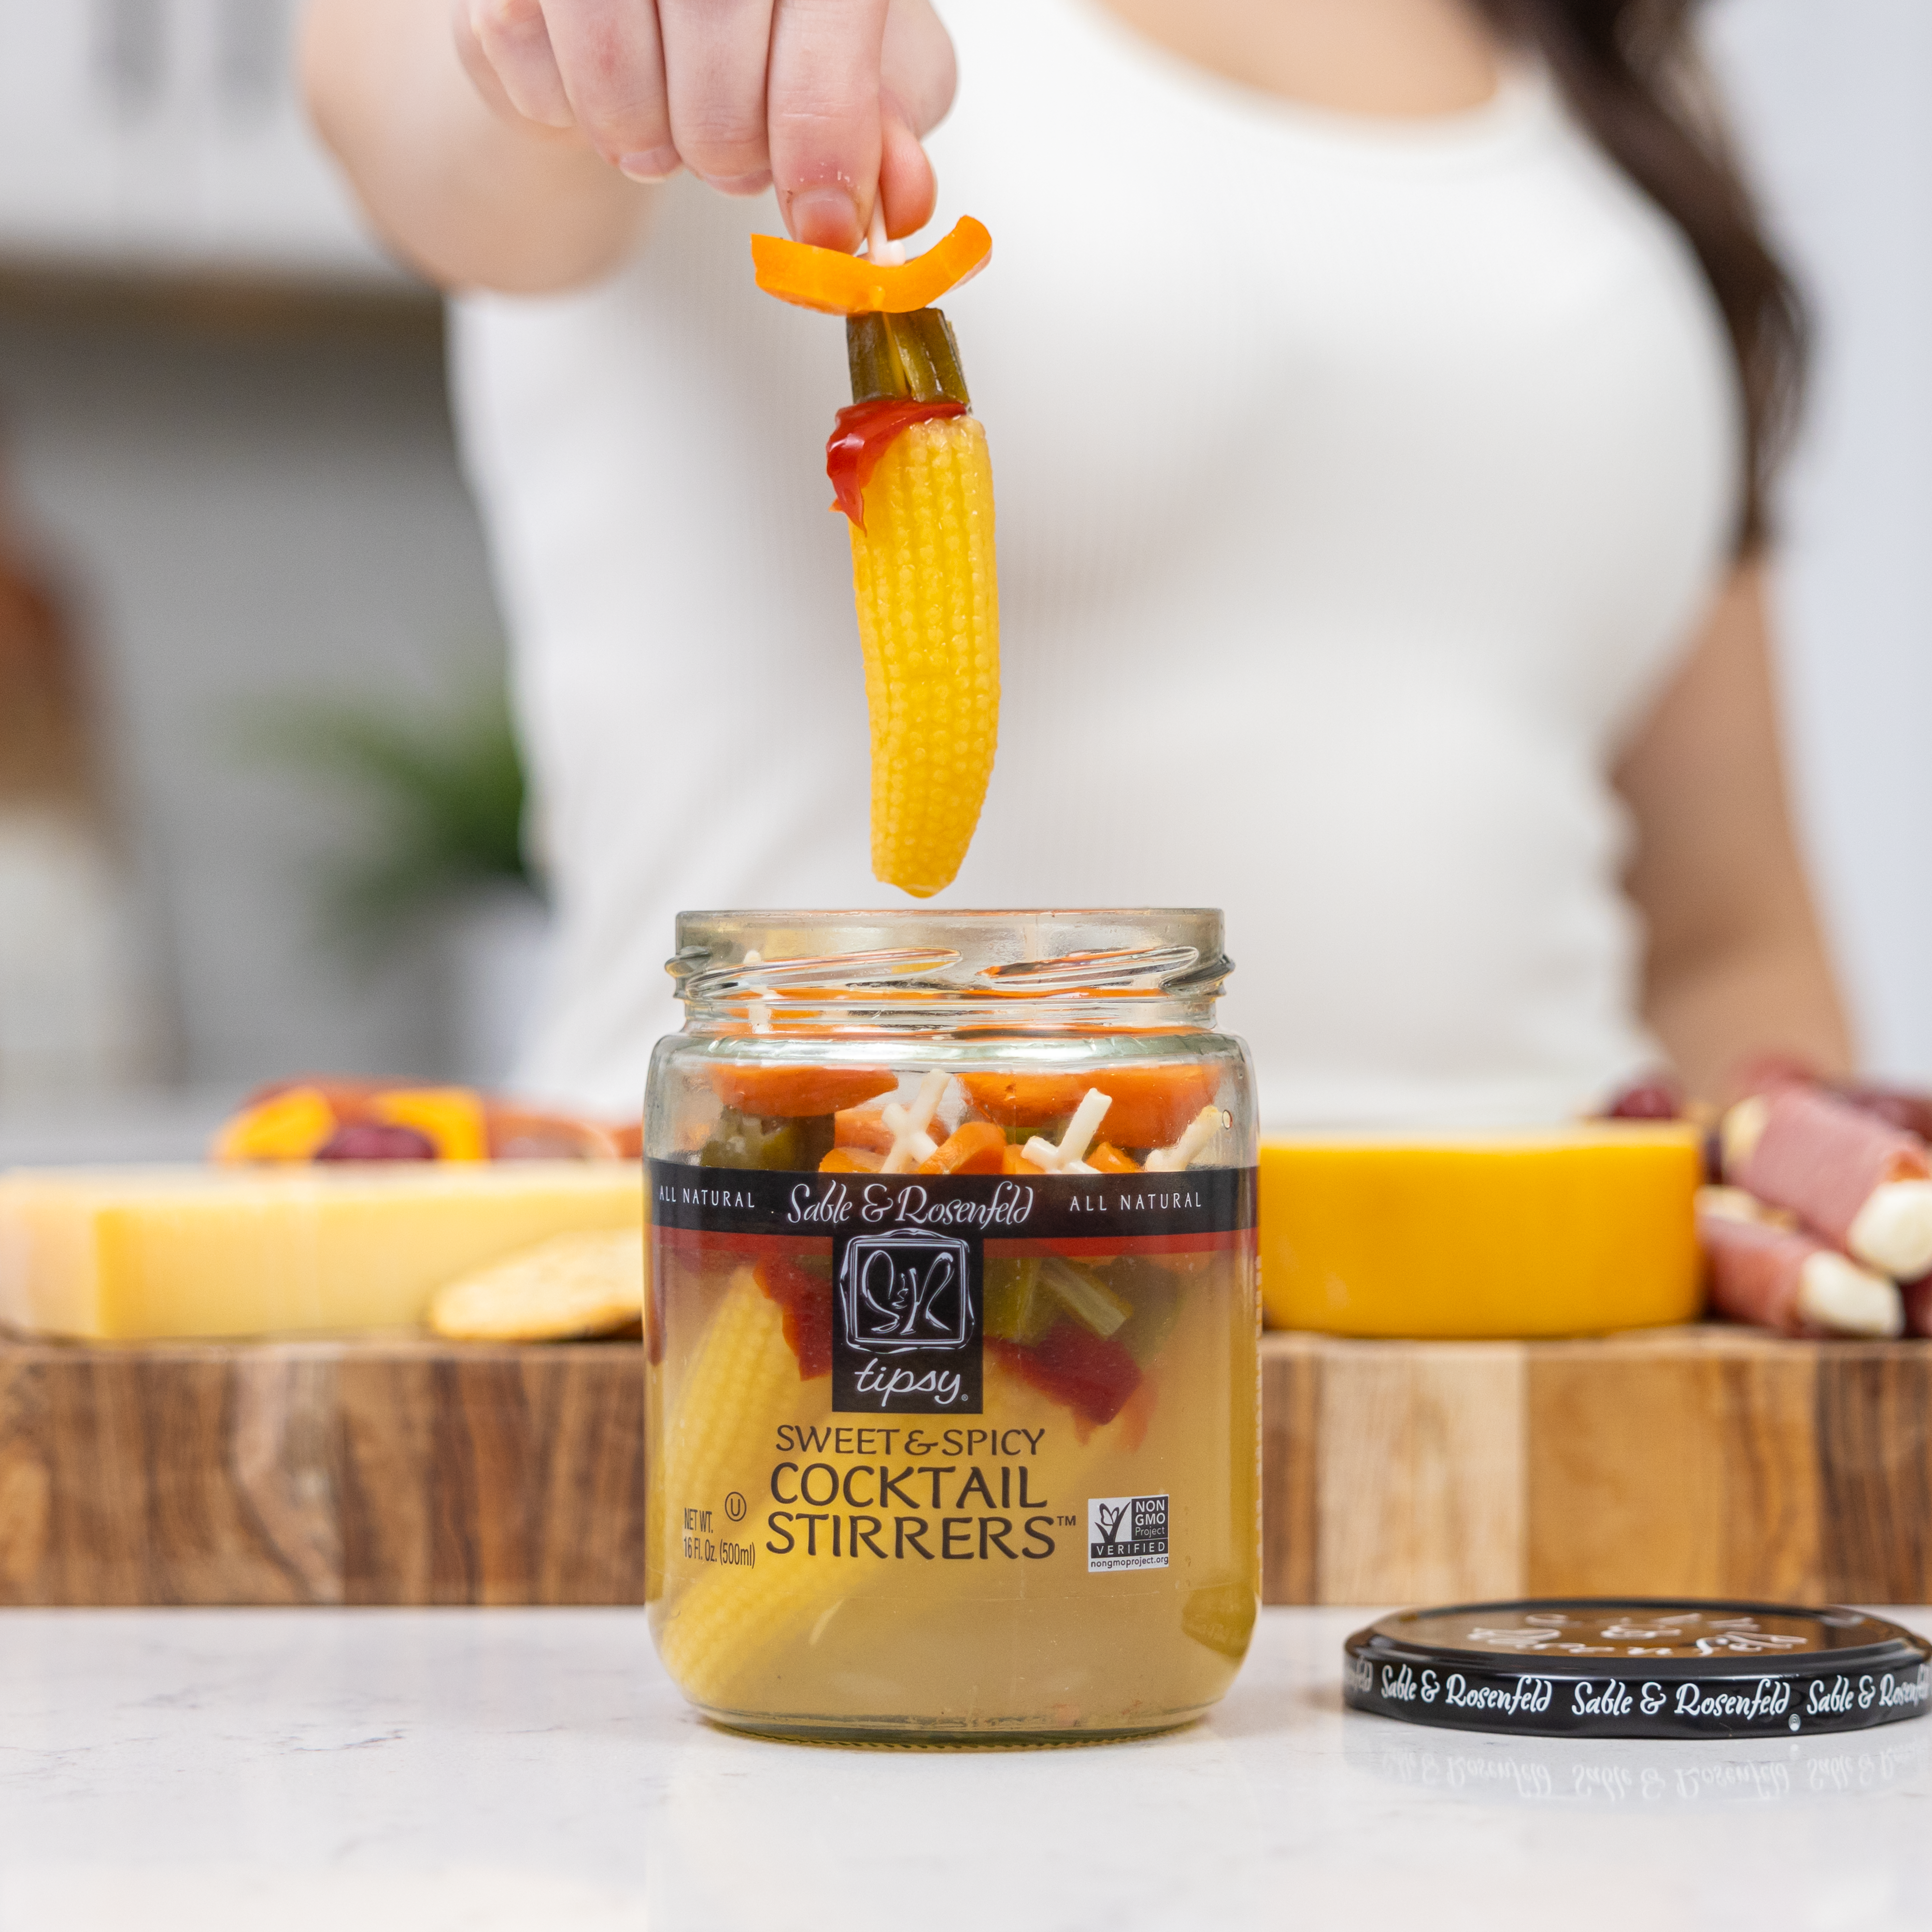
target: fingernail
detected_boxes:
[788,185,859,251]
[700,169,772,198]
[618,147,680,183]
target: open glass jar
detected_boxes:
[644,909,1259,1744]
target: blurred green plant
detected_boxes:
[244,680,535,947]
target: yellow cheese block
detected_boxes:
[0,1163,644,1341]
[1260,1125,1704,1338]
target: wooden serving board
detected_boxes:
[1263,1327,1932,1606]
[5,1327,1931,1607]
[0,1335,643,1605]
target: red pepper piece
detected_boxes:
[755,1255,834,1380]
[990,1321,1142,1429]
[826,398,966,530]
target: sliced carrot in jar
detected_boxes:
[919,1121,1007,1176]
[835,1107,897,1154]
[1088,1142,1140,1175]
[709,1065,896,1119]
[961,1065,1222,1149]
[1002,1144,1046,1176]
[820,1147,885,1174]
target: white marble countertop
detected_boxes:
[1,1606,1928,1932]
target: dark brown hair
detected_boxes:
[1476,0,1804,551]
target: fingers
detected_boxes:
[881,0,955,139]
[878,0,951,236]
[461,0,574,128]
[656,0,776,193]
[877,91,935,240]
[767,0,890,251]
[457,0,955,240]
[536,0,678,178]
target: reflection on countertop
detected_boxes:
[1357,1722,1931,1808]
[0,1606,1930,1931]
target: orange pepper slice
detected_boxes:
[372,1087,490,1162]
[961,1066,1222,1149]
[919,1121,1008,1177]
[751,215,992,316]
[710,1065,897,1118]
[211,1085,338,1164]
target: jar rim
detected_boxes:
[668,908,1232,1023]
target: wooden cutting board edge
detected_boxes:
[5,1325,1930,1606]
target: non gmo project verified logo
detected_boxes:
[1087,1493,1169,1573]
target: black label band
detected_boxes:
[650,1159,1255,1421]
[649,1159,1255,1243]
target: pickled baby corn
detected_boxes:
[661,1267,815,1513]
[753,218,1000,897]
[655,1265,846,1709]
[848,412,999,895]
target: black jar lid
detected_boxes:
[1344,1598,1932,1740]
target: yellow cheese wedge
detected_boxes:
[1260,1124,1703,1338]
[0,1163,644,1341]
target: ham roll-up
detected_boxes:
[1721,1084,1932,1281]
[1904,1274,1932,1341]
[1697,1188,1903,1338]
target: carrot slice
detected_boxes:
[919,1121,1008,1176]
[820,1147,886,1174]
[1002,1144,1046,1176]
[960,1066,1222,1148]
[751,216,992,316]
[710,1065,896,1119]
[835,1107,898,1153]
[1088,1142,1140,1175]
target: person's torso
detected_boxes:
[452,0,1741,1123]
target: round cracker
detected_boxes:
[429,1227,645,1342]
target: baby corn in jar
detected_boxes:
[645,910,1259,1745]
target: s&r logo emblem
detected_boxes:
[832,1228,982,1414]
[841,1228,972,1350]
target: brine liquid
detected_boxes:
[645,1211,1259,1743]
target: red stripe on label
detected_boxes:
[982,1230,1248,1258]
[653,1225,830,1259]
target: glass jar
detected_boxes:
[644,909,1258,1745]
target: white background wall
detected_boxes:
[0,309,506,1087]
[0,0,394,276]
[1710,0,1932,1083]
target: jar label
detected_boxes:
[650,1161,1255,1420]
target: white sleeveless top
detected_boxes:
[451,0,1741,1127]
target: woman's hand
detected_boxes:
[452,0,954,250]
